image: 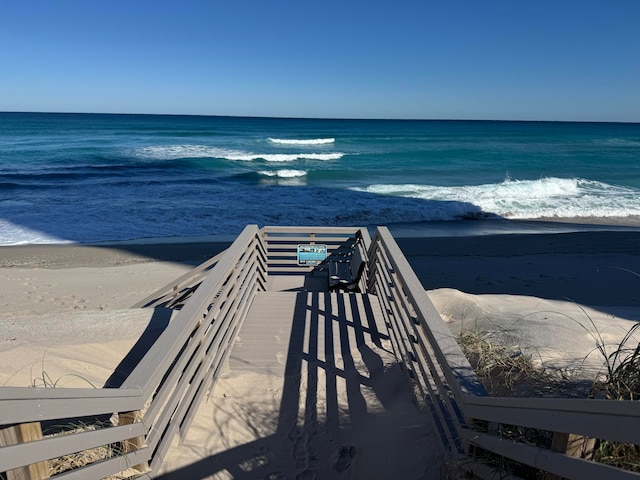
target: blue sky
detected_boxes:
[1,1,639,122]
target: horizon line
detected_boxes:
[1,110,639,125]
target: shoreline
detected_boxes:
[1,228,639,307]
[2,216,640,249]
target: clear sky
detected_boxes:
[1,1,639,122]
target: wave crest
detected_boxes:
[258,169,307,178]
[352,177,640,220]
[228,152,342,162]
[268,138,335,145]
[135,145,343,162]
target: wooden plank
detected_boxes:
[369,244,462,453]
[122,225,263,396]
[262,225,362,234]
[547,432,595,480]
[119,411,148,473]
[131,250,227,308]
[0,389,143,425]
[52,447,151,480]
[374,227,487,401]
[0,422,146,473]
[0,423,49,480]
[229,292,299,375]
[464,397,640,445]
[463,429,640,480]
[146,263,261,457]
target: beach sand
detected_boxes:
[1,229,640,478]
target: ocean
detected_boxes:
[1,112,640,245]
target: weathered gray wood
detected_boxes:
[145,259,262,466]
[262,225,361,234]
[122,225,263,396]
[4,224,640,480]
[119,411,148,473]
[131,250,227,308]
[373,227,487,402]
[547,432,595,480]
[463,429,640,480]
[229,291,300,375]
[0,422,49,480]
[51,447,152,480]
[143,254,261,437]
[0,388,142,424]
[465,396,640,446]
[0,421,146,473]
[178,279,259,437]
[369,243,463,452]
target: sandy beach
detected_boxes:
[1,227,640,477]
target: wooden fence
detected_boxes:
[368,226,640,479]
[1,225,639,479]
[0,225,267,479]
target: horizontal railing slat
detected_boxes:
[373,227,487,403]
[368,225,640,479]
[0,390,143,424]
[52,447,152,479]
[131,250,227,308]
[122,225,261,396]
[465,397,640,446]
[463,429,640,480]
[146,257,261,453]
[0,422,146,472]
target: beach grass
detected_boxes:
[458,319,640,475]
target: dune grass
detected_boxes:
[457,316,640,475]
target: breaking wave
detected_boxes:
[135,145,343,162]
[258,169,308,178]
[268,138,335,145]
[352,177,640,219]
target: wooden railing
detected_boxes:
[260,225,371,276]
[3,224,638,479]
[367,226,640,479]
[0,225,267,479]
[131,250,228,309]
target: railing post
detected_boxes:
[0,423,50,479]
[547,432,595,480]
[119,411,149,473]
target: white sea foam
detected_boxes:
[0,220,72,245]
[135,145,238,160]
[258,169,307,178]
[135,145,343,162]
[268,138,335,145]
[228,152,343,162]
[352,177,640,220]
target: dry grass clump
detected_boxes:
[457,328,570,398]
[458,319,640,475]
[8,368,142,479]
[47,421,119,476]
[587,322,640,472]
[42,417,141,479]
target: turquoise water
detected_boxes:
[1,112,640,244]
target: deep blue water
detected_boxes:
[1,112,640,244]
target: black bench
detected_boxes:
[326,234,366,292]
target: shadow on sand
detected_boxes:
[155,288,441,480]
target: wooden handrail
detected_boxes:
[367,226,640,479]
[2,224,639,479]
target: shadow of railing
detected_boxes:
[157,289,438,479]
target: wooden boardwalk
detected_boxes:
[230,289,389,377]
[5,226,634,480]
[158,275,441,479]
